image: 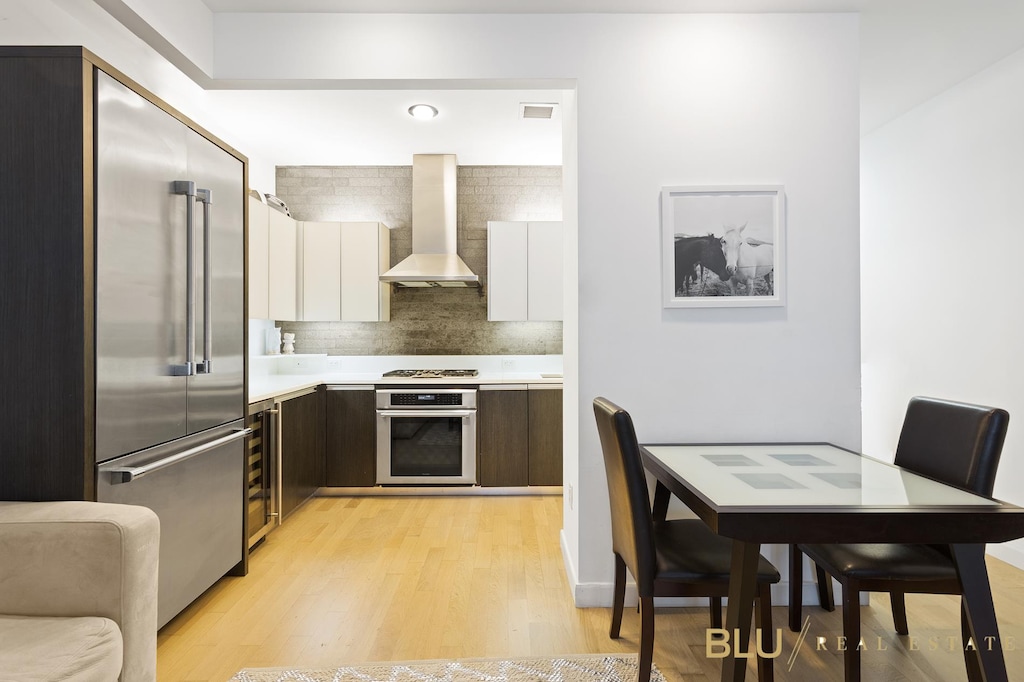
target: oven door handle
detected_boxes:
[377,410,476,418]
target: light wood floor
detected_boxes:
[157,495,1024,681]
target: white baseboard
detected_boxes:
[559,529,580,600]
[568,575,855,609]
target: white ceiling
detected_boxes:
[200,0,865,12]
[159,1,1024,168]
[208,88,565,168]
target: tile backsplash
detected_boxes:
[273,165,563,356]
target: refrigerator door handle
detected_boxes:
[196,188,213,374]
[172,180,197,377]
[103,427,252,484]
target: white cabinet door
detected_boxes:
[487,220,562,321]
[248,196,270,319]
[301,221,342,321]
[527,221,563,321]
[267,209,297,320]
[487,221,529,321]
[341,222,390,321]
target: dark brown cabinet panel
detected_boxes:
[325,387,376,487]
[478,389,530,487]
[529,388,563,485]
[280,388,324,519]
[0,50,99,501]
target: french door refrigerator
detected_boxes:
[0,48,248,630]
[91,72,247,628]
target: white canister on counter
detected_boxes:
[265,327,282,355]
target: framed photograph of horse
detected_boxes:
[661,184,785,308]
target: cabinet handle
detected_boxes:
[274,404,284,526]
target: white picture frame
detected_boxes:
[661,185,786,308]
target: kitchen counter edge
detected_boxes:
[249,374,563,404]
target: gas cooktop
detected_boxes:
[382,369,479,379]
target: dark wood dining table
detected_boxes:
[639,442,1024,682]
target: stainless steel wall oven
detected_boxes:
[376,388,477,485]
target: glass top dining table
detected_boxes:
[639,442,1024,682]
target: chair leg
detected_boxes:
[789,544,803,631]
[610,554,626,639]
[842,584,862,682]
[815,563,836,612]
[710,596,722,629]
[757,583,776,682]
[890,591,909,635]
[638,596,655,682]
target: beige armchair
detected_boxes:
[0,501,160,681]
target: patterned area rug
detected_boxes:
[230,654,665,682]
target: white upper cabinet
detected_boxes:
[487,221,529,321]
[299,221,390,322]
[267,208,298,321]
[248,196,270,319]
[301,221,342,321]
[527,221,563,321]
[340,222,390,322]
[487,220,563,321]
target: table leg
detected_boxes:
[652,481,671,522]
[721,540,761,682]
[951,543,1005,682]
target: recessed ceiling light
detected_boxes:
[408,104,439,120]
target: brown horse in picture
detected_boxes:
[674,235,730,296]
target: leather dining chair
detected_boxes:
[594,397,781,682]
[788,396,1009,681]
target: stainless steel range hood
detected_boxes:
[380,154,479,287]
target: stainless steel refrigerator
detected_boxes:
[90,72,247,629]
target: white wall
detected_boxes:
[211,11,861,601]
[862,46,1024,568]
[565,14,862,602]
[98,0,215,76]
[0,0,276,189]
[4,6,862,602]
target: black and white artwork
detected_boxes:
[661,185,785,308]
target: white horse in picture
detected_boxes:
[721,223,774,296]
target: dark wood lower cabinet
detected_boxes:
[478,385,563,487]
[478,388,530,487]
[267,382,560,495]
[325,386,376,487]
[529,387,563,486]
[279,387,324,519]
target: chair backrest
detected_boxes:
[593,397,657,594]
[895,396,1009,496]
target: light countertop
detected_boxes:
[248,356,563,404]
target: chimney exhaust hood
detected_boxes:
[380,154,479,287]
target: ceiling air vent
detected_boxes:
[520,102,558,120]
